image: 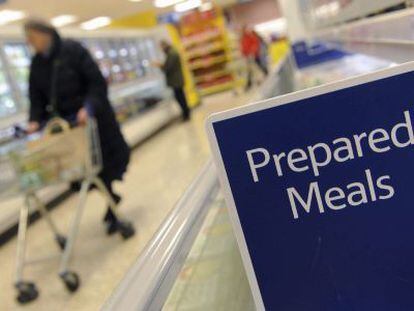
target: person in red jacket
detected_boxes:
[240,25,268,91]
[241,26,260,59]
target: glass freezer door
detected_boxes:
[0,52,19,119]
[3,42,31,109]
[162,190,255,311]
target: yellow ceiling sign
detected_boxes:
[111,10,158,28]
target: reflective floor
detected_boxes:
[0,90,255,310]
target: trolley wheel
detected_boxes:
[61,271,80,292]
[56,235,67,250]
[118,221,135,240]
[16,281,39,304]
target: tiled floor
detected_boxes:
[0,90,255,311]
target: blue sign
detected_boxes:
[207,63,414,310]
[292,40,349,69]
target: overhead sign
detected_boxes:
[207,62,414,310]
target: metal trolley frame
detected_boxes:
[0,118,135,304]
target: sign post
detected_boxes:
[207,62,414,310]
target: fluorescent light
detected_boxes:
[129,0,143,2]
[254,18,287,34]
[0,10,26,25]
[154,0,183,8]
[200,2,212,11]
[313,1,340,19]
[80,16,111,30]
[175,0,202,12]
[51,15,78,27]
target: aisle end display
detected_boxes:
[179,6,239,96]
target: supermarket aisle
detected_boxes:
[0,90,254,310]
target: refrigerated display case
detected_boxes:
[0,53,19,119]
[116,39,137,81]
[84,39,114,83]
[82,37,160,84]
[163,190,255,311]
[295,53,394,90]
[126,39,146,78]
[2,43,30,99]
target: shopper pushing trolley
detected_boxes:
[25,20,133,234]
[1,20,136,304]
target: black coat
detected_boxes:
[29,33,130,184]
[162,47,184,89]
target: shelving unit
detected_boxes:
[179,7,237,96]
[82,37,158,86]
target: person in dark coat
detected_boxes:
[24,20,132,234]
[158,40,190,121]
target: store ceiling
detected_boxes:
[0,0,237,26]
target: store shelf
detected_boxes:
[189,55,228,70]
[194,68,231,83]
[182,29,222,48]
[178,7,237,97]
[186,42,225,59]
[199,80,235,96]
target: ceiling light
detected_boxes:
[313,1,340,19]
[200,2,212,11]
[154,0,184,8]
[0,10,26,26]
[51,15,78,27]
[175,0,202,12]
[80,17,111,30]
[129,0,143,2]
[254,18,287,34]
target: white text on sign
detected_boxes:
[245,110,414,219]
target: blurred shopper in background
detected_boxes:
[24,19,132,235]
[255,30,269,76]
[158,40,191,121]
[241,25,268,91]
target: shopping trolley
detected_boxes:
[0,118,135,304]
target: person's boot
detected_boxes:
[103,191,135,239]
[105,210,118,235]
[104,194,121,235]
[183,113,191,122]
[106,212,135,239]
